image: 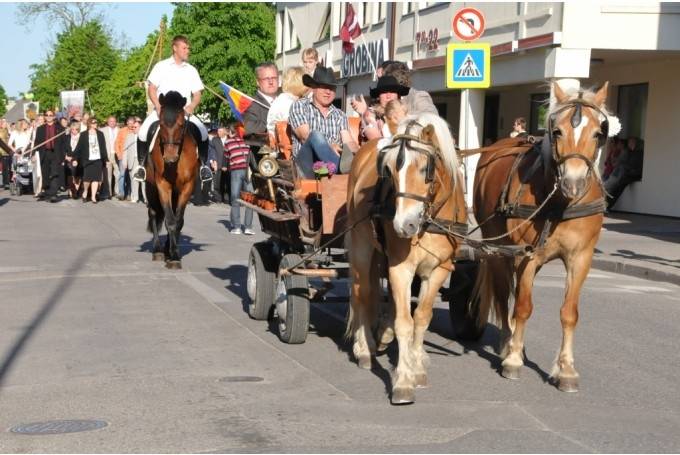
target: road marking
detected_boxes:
[0,266,42,273]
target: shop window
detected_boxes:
[434,102,447,119]
[529,93,549,135]
[617,83,647,140]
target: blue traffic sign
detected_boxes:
[446,43,490,89]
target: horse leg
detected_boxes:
[168,183,194,269]
[375,253,395,352]
[348,233,378,369]
[149,207,164,261]
[552,250,593,392]
[501,257,540,380]
[412,265,450,389]
[156,184,180,269]
[389,263,417,404]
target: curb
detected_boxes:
[591,257,680,287]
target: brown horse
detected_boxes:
[347,113,468,404]
[471,82,612,392]
[145,91,199,269]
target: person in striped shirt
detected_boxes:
[224,123,254,235]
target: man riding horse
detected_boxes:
[134,35,212,183]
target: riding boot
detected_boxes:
[198,140,212,182]
[133,139,149,181]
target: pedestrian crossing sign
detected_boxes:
[446,43,491,89]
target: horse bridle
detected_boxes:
[547,97,609,184]
[159,114,189,159]
[383,120,439,202]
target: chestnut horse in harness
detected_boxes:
[145,91,199,269]
[347,113,468,404]
[470,82,613,392]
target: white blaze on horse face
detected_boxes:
[393,155,425,238]
[562,115,591,182]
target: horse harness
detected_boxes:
[158,115,190,160]
[496,97,608,250]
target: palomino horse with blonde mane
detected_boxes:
[346,112,468,404]
[471,82,614,392]
[145,91,199,269]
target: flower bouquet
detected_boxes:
[312,161,337,179]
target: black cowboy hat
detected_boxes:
[369,75,410,98]
[302,66,343,89]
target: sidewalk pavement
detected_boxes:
[593,211,680,286]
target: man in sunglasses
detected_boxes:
[134,35,212,183]
[34,110,65,202]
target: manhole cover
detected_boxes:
[10,420,108,435]
[219,376,264,383]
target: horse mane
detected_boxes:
[160,91,186,127]
[383,112,459,184]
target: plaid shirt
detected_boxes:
[288,97,349,155]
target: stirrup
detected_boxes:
[199,165,213,183]
[133,167,146,182]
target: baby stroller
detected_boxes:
[9,150,34,196]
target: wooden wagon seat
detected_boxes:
[274,117,362,162]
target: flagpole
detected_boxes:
[358,34,378,81]
[213,82,269,109]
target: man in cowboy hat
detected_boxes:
[288,66,358,178]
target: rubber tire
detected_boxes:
[276,254,310,344]
[448,261,486,341]
[247,242,278,320]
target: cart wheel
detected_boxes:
[448,261,485,341]
[247,242,278,320]
[275,254,310,344]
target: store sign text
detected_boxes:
[341,39,388,78]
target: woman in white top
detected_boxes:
[7,119,31,153]
[266,66,309,136]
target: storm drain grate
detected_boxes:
[10,419,108,435]
[219,376,264,383]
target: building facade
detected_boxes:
[276,2,680,217]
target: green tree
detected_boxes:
[0,84,7,117]
[97,24,171,119]
[170,3,276,122]
[30,21,120,115]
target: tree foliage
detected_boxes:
[97,24,171,119]
[170,3,276,122]
[16,2,105,31]
[0,84,7,117]
[30,21,120,114]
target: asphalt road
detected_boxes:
[1,191,679,453]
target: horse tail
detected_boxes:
[470,257,514,344]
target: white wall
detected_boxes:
[589,57,680,217]
[562,2,680,51]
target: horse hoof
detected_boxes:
[357,356,372,370]
[152,252,165,261]
[166,260,182,270]
[501,366,521,380]
[557,376,579,393]
[415,374,429,389]
[391,387,415,405]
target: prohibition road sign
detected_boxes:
[452,7,485,41]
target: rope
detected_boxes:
[283,212,372,273]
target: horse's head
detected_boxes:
[158,91,188,164]
[548,82,612,199]
[381,113,459,238]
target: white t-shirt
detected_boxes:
[147,57,204,107]
[8,131,31,151]
[266,92,297,135]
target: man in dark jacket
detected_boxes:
[243,62,280,170]
[33,110,65,202]
[208,126,227,203]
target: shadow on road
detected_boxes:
[0,198,9,207]
[207,264,249,313]
[137,234,207,258]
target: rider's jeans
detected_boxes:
[229,169,253,230]
[294,131,341,178]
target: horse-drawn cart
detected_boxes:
[239,119,482,345]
